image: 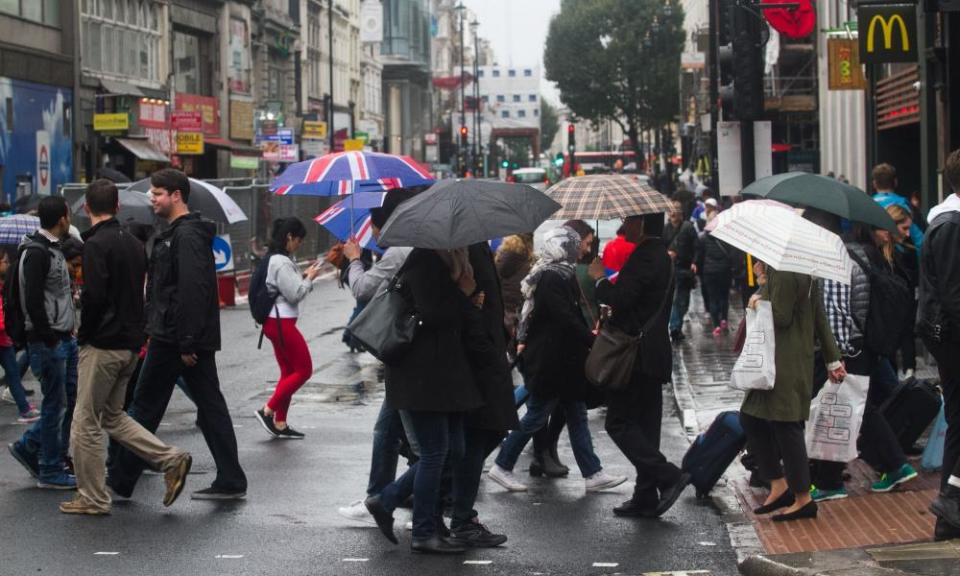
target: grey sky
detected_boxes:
[459,0,563,105]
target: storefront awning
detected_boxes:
[206,138,261,154]
[99,79,145,97]
[116,138,169,163]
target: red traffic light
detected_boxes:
[460,126,468,136]
[567,124,575,134]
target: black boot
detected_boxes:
[929,486,960,530]
[549,445,570,475]
[529,451,568,478]
[935,517,960,542]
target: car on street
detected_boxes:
[508,167,551,191]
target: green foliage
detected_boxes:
[544,0,685,151]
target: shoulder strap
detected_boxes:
[847,247,873,278]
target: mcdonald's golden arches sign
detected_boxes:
[858,3,917,63]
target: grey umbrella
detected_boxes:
[128,177,247,224]
[377,179,562,249]
[71,189,156,225]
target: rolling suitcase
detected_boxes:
[681,411,747,498]
[883,379,941,453]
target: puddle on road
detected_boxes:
[255,352,384,404]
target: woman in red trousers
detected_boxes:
[255,217,321,439]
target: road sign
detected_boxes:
[343,139,365,151]
[172,111,203,131]
[213,235,234,273]
[303,121,327,140]
[176,132,204,155]
[36,131,50,195]
[94,113,129,131]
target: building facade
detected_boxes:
[381,0,431,160]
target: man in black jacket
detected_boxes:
[8,197,77,490]
[60,179,192,515]
[109,169,247,500]
[663,201,699,341]
[923,149,960,540]
[591,213,689,518]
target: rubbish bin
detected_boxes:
[218,274,236,307]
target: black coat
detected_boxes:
[519,269,595,401]
[596,238,674,382]
[464,243,520,432]
[919,210,960,342]
[385,248,484,413]
[79,218,148,351]
[699,232,738,276]
[145,212,221,353]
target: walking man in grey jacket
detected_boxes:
[7,196,77,490]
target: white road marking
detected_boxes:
[342,558,369,562]
[463,560,492,565]
[94,552,120,556]
[593,562,619,568]
[215,554,244,559]
[532,502,543,506]
[643,571,711,576]
[698,541,717,546]
[233,425,243,428]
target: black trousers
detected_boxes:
[809,352,907,490]
[927,337,960,490]
[740,412,810,495]
[451,427,504,528]
[532,406,566,455]
[605,377,681,498]
[109,341,247,493]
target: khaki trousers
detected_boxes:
[70,347,183,511]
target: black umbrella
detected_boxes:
[378,179,561,249]
[127,178,247,224]
[97,167,132,183]
[14,194,41,214]
[70,189,156,225]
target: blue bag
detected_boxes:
[922,402,947,472]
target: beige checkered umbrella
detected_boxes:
[545,175,673,220]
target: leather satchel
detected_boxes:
[585,269,674,392]
[346,262,419,363]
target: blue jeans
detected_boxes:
[61,337,79,462]
[367,401,406,496]
[495,393,602,478]
[19,339,68,479]
[0,345,30,414]
[669,284,692,333]
[380,411,464,540]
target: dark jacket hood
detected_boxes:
[167,212,216,240]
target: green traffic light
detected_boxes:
[500,160,509,168]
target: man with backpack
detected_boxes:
[59,179,192,515]
[108,168,247,501]
[923,149,960,541]
[6,196,77,489]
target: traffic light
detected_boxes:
[567,124,576,151]
[501,159,509,169]
[717,2,765,121]
[554,152,564,167]
[459,125,468,144]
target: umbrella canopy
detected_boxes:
[711,200,852,284]
[378,179,561,249]
[97,167,132,183]
[13,194,42,214]
[0,214,39,245]
[128,178,247,224]
[742,172,897,233]
[314,194,385,253]
[271,151,434,196]
[545,174,673,220]
[70,189,156,225]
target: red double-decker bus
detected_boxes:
[561,150,644,177]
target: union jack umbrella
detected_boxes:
[313,194,386,253]
[271,151,434,196]
[0,214,39,246]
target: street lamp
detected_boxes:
[456,2,467,176]
[470,19,480,176]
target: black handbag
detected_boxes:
[346,262,419,363]
[584,269,674,391]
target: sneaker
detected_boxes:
[338,499,376,526]
[16,407,40,424]
[488,465,528,492]
[254,408,280,438]
[275,425,305,439]
[871,463,918,493]
[712,327,723,337]
[448,520,508,548]
[163,453,192,507]
[191,486,246,500]
[810,486,848,502]
[585,470,629,492]
[8,442,39,479]
[37,472,77,490]
[60,497,109,516]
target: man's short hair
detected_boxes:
[945,149,960,194]
[872,163,897,190]
[150,168,191,203]
[85,178,119,216]
[38,196,68,230]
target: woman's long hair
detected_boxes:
[268,217,307,255]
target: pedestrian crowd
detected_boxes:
[3,148,960,553]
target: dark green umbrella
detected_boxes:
[742,172,897,233]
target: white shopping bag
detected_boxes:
[729,301,776,391]
[805,374,869,463]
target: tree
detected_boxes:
[540,96,560,153]
[544,0,685,154]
